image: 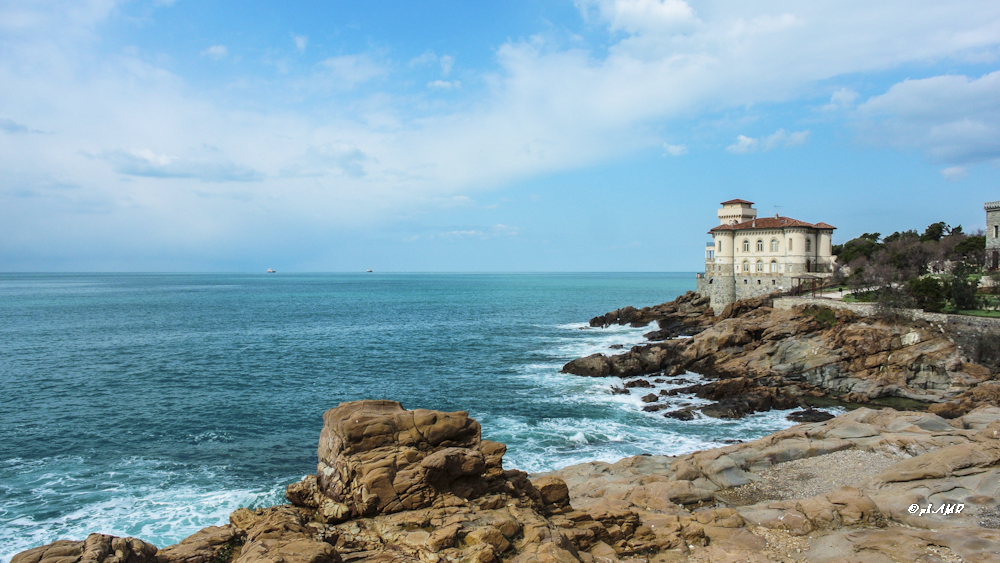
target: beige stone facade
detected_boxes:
[696,199,836,313]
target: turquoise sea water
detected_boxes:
[0,273,817,560]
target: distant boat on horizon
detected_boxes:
[366,269,373,273]
[267,268,276,273]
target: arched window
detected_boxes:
[744,279,748,284]
[742,240,750,252]
[756,239,763,252]
[756,260,764,272]
[770,239,778,251]
[742,260,749,272]
[770,260,778,272]
[757,279,761,285]
[772,279,776,285]
[708,278,713,285]
[718,240,722,251]
[806,238,812,252]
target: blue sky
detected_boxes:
[2,0,1000,272]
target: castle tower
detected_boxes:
[717,199,757,226]
[986,201,1000,270]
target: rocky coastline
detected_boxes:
[13,293,1000,563]
[562,292,1000,422]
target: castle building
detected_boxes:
[695,199,836,313]
[986,200,1000,270]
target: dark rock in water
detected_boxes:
[624,379,652,389]
[653,378,665,383]
[641,393,658,403]
[610,385,630,395]
[644,329,672,341]
[719,439,744,445]
[665,383,700,396]
[665,407,697,420]
[561,353,612,377]
[609,344,624,349]
[642,403,670,412]
[659,389,670,395]
[787,409,836,423]
[700,391,799,420]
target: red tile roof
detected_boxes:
[720,198,754,205]
[709,216,835,232]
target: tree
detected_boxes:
[950,261,978,310]
[833,232,882,264]
[883,230,918,245]
[906,277,945,312]
[920,222,949,242]
[953,235,986,267]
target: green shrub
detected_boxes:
[906,276,945,312]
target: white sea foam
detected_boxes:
[488,321,840,474]
[0,457,287,563]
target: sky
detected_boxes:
[2,0,1000,272]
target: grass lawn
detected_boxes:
[955,309,1000,318]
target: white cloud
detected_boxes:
[492,224,519,236]
[941,166,968,180]
[726,135,757,154]
[279,144,369,179]
[317,54,387,89]
[293,34,308,52]
[663,143,687,156]
[428,80,460,90]
[408,50,438,67]
[855,71,1000,164]
[441,229,483,238]
[200,45,227,60]
[727,129,809,153]
[99,148,263,182]
[440,224,518,239]
[821,87,859,111]
[4,1,1000,266]
[579,0,698,34]
[440,55,454,76]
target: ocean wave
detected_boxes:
[0,456,287,563]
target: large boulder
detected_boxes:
[302,400,501,519]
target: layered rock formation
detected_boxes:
[564,293,1000,418]
[588,291,715,339]
[15,402,1000,563]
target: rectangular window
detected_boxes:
[789,239,793,251]
[995,225,998,238]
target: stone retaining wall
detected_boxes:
[773,297,1000,330]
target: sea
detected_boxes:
[0,273,831,560]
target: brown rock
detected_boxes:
[532,476,571,508]
[313,400,487,517]
[12,534,158,563]
[154,526,243,563]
